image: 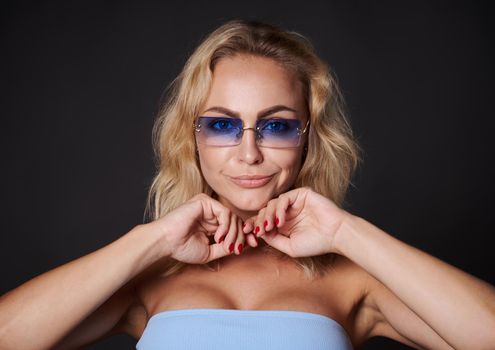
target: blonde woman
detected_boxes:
[1,19,494,350]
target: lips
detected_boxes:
[228,174,274,188]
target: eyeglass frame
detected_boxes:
[192,116,310,148]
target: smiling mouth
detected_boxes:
[228,175,273,188]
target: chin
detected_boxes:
[235,201,266,212]
[228,192,273,212]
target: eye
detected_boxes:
[208,118,236,130]
[262,119,290,132]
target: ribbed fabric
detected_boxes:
[136,308,353,350]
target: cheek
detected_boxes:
[197,147,228,185]
[265,149,304,191]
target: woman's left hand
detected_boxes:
[242,187,350,257]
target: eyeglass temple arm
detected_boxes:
[301,119,310,134]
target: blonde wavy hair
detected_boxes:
[144,19,363,279]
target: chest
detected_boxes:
[135,255,366,343]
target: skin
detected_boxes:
[2,53,494,350]
[193,53,495,349]
[196,54,307,220]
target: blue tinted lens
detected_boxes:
[195,117,243,146]
[257,118,302,147]
[194,116,304,147]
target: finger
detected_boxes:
[262,199,278,232]
[205,242,232,263]
[274,193,291,229]
[241,216,258,248]
[242,216,256,234]
[241,217,258,248]
[215,229,225,244]
[284,187,308,214]
[215,215,228,243]
[209,198,233,243]
[260,230,294,257]
[254,208,266,238]
[208,199,231,240]
[234,217,245,255]
[222,212,238,254]
[245,233,258,248]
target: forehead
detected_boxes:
[203,55,305,114]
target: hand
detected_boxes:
[242,187,348,258]
[146,193,256,264]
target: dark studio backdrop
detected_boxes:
[1,1,493,349]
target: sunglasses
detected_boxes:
[193,116,310,148]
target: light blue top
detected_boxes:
[136,308,353,350]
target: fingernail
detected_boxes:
[255,226,260,234]
[263,220,268,228]
[219,235,225,243]
[238,244,243,253]
[229,243,234,253]
[275,217,279,226]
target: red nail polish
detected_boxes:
[275,217,279,226]
[238,244,243,253]
[229,243,234,253]
[263,220,268,228]
[219,235,225,243]
[255,226,260,234]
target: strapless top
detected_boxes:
[136,308,353,349]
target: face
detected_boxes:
[196,55,308,220]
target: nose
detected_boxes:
[237,128,263,164]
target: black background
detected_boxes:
[1,1,493,349]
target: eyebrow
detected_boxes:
[202,105,297,118]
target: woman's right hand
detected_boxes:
[146,193,258,264]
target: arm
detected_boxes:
[51,280,142,350]
[0,192,242,350]
[0,224,169,350]
[334,214,495,350]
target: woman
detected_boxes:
[1,19,494,350]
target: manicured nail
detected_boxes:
[255,226,260,234]
[263,220,268,228]
[219,235,225,243]
[238,244,243,253]
[275,217,279,226]
[229,243,234,253]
